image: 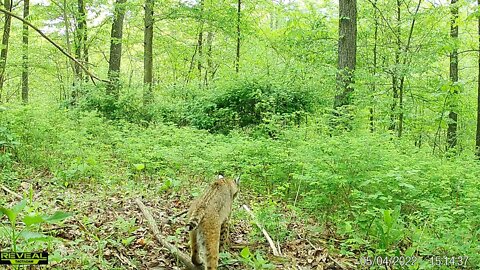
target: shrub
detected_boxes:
[186,79,314,134]
[76,85,153,124]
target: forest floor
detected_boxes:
[1,168,358,270]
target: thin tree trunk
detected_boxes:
[398,0,422,138]
[390,0,401,132]
[74,15,82,80]
[57,0,78,102]
[143,0,154,105]
[22,0,29,104]
[370,0,378,133]
[57,0,74,70]
[476,0,480,157]
[107,0,127,99]
[333,0,357,126]
[390,76,398,131]
[197,32,203,78]
[0,0,12,102]
[75,0,87,82]
[197,0,204,79]
[395,0,402,136]
[205,31,213,86]
[78,0,88,82]
[447,0,459,150]
[235,0,241,73]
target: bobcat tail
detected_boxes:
[186,217,200,231]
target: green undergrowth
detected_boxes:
[1,104,479,268]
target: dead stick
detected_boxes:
[134,198,202,270]
[242,204,280,256]
[0,184,23,200]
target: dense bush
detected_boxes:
[186,79,314,134]
[76,85,153,124]
[70,80,315,137]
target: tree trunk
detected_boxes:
[58,0,77,102]
[333,0,357,124]
[476,0,480,157]
[79,0,88,81]
[58,0,74,72]
[22,0,30,104]
[74,0,88,82]
[0,0,12,102]
[447,0,459,150]
[197,0,204,80]
[205,31,214,86]
[143,0,154,106]
[235,0,241,73]
[107,0,127,99]
[397,0,421,137]
[370,0,378,133]
[390,0,401,132]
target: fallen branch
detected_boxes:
[0,8,108,84]
[135,198,202,270]
[0,184,23,200]
[242,204,280,256]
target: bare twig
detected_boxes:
[0,184,23,200]
[134,198,202,270]
[293,182,301,208]
[366,0,400,41]
[242,204,281,257]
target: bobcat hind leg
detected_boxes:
[220,220,231,251]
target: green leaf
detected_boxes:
[383,209,393,226]
[43,211,72,224]
[122,236,136,246]
[404,247,416,256]
[0,207,16,224]
[344,221,353,233]
[134,163,145,171]
[12,200,27,215]
[23,215,46,226]
[240,247,251,259]
[399,182,415,189]
[19,231,51,242]
[160,179,172,191]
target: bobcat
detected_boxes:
[187,175,239,270]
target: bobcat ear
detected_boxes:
[234,176,240,185]
[218,174,224,179]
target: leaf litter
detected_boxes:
[0,174,357,269]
